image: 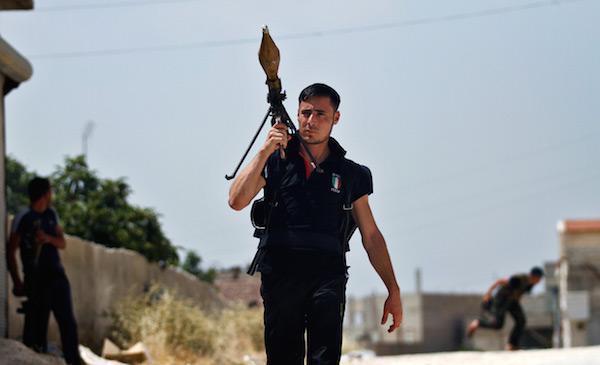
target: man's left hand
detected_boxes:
[381,291,403,333]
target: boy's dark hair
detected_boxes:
[530,266,544,278]
[298,83,341,111]
[28,177,51,203]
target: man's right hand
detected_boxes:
[228,124,287,211]
[261,123,290,156]
[483,293,492,302]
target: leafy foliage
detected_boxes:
[6,155,179,266]
[182,250,217,284]
[6,155,34,214]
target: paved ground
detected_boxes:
[341,346,600,365]
[0,338,65,365]
[3,337,600,365]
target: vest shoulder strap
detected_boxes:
[339,158,358,252]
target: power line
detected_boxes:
[393,168,600,239]
[29,37,257,59]
[279,0,587,39]
[37,0,203,12]
[396,129,600,193]
[404,155,599,217]
[27,0,589,60]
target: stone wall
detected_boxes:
[8,235,224,350]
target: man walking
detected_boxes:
[7,177,82,365]
[467,266,544,350]
[229,83,403,364]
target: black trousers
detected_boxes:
[260,271,347,365]
[23,269,81,365]
[479,298,526,347]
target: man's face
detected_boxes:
[530,276,542,285]
[45,190,53,206]
[297,96,340,145]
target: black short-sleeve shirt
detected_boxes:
[261,136,373,256]
[496,274,532,301]
[15,208,64,275]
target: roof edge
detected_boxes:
[0,1,33,10]
[558,219,600,234]
[0,36,33,91]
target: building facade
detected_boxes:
[0,2,34,336]
[558,219,600,347]
[344,270,555,354]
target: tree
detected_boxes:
[6,155,179,265]
[182,250,217,284]
[53,156,179,265]
[6,155,34,214]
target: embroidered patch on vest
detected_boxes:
[331,173,342,193]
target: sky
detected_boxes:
[1,0,598,297]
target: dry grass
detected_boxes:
[109,286,264,365]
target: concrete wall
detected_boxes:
[346,292,481,354]
[559,229,600,347]
[0,73,6,337]
[8,235,224,350]
[0,31,34,339]
[421,294,481,352]
[345,291,553,354]
[345,293,423,351]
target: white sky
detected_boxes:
[1,0,599,296]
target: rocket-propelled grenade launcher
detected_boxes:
[225,26,322,180]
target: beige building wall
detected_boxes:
[345,291,553,354]
[421,293,481,352]
[558,220,600,347]
[8,235,224,350]
[0,31,34,338]
[0,73,6,337]
[345,292,424,355]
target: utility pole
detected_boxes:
[82,120,95,159]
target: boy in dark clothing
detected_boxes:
[467,267,544,350]
[7,177,81,365]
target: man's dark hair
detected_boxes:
[299,83,341,111]
[28,177,51,203]
[530,266,544,278]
